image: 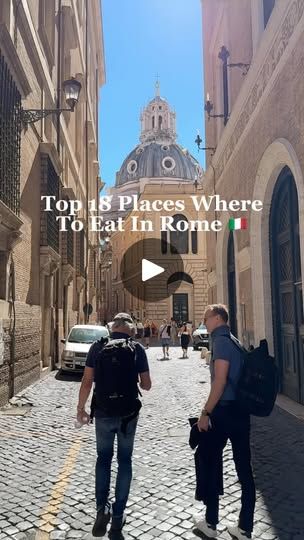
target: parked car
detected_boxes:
[61,324,109,372]
[192,323,210,350]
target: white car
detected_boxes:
[61,324,109,372]
[192,323,210,351]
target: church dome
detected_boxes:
[115,142,203,187]
[115,84,204,187]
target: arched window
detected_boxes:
[170,214,189,254]
[158,115,163,129]
[191,227,198,254]
[152,116,155,129]
[263,0,275,28]
[161,230,168,254]
[168,272,193,285]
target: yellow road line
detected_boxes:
[33,438,83,536]
[34,532,50,540]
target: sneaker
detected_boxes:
[227,524,252,539]
[92,504,111,537]
[110,514,126,530]
[192,517,217,538]
[109,515,126,540]
[108,531,124,540]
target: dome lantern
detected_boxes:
[140,81,177,144]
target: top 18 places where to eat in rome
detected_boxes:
[41,194,264,232]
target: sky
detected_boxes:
[99,0,205,190]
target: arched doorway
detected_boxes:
[270,166,304,404]
[227,231,238,337]
[168,272,194,325]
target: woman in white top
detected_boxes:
[158,319,171,360]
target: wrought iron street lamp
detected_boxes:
[204,93,226,122]
[194,132,215,153]
[204,46,250,126]
[21,78,82,126]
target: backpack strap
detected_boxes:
[223,333,247,354]
[212,334,246,392]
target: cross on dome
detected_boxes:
[155,74,160,97]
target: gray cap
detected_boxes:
[113,312,133,323]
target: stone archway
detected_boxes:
[251,138,304,355]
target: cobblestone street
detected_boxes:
[1,346,304,540]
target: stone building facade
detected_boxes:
[100,89,209,328]
[0,0,105,405]
[201,0,304,404]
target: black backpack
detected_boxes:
[226,335,280,417]
[93,337,140,417]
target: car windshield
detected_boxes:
[68,327,108,344]
[198,324,207,331]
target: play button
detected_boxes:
[120,237,184,303]
[142,259,165,282]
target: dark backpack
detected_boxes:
[226,335,280,417]
[93,337,140,417]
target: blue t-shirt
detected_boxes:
[210,324,242,401]
[85,332,149,376]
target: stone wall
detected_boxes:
[0,304,41,406]
[202,0,304,345]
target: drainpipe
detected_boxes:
[84,0,89,323]
[54,0,62,367]
[8,256,16,399]
[95,65,99,321]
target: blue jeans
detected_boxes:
[95,415,138,518]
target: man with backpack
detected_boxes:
[193,304,256,540]
[76,313,151,539]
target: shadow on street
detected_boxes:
[251,406,304,539]
[55,369,83,382]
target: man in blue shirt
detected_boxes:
[76,313,151,540]
[193,304,256,540]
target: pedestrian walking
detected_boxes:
[170,317,178,345]
[132,317,138,338]
[192,304,256,540]
[143,319,151,348]
[150,320,157,338]
[158,319,171,359]
[136,319,144,340]
[178,323,191,358]
[186,320,193,335]
[76,312,152,539]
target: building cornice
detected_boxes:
[39,143,63,175]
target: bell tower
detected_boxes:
[140,80,177,144]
